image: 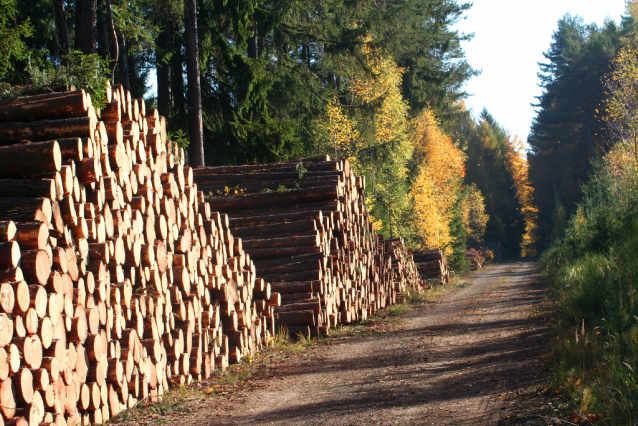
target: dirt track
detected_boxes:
[125,260,562,425]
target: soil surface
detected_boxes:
[129,260,567,425]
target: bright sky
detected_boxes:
[453,0,627,143]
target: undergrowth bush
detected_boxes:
[543,143,638,424]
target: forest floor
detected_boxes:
[116,260,571,425]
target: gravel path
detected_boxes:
[163,260,556,425]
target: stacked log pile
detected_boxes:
[193,158,421,337]
[0,86,421,425]
[0,87,276,426]
[413,249,450,285]
[465,249,484,271]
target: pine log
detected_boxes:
[198,177,339,196]
[14,222,49,250]
[0,141,61,178]
[0,179,56,200]
[193,160,340,176]
[0,221,17,242]
[229,210,323,228]
[276,310,315,326]
[254,258,321,276]
[204,186,337,212]
[0,241,20,268]
[0,267,22,283]
[0,90,85,108]
[241,234,320,250]
[0,197,52,224]
[19,250,51,286]
[269,281,318,295]
[0,117,95,144]
[275,300,320,314]
[230,220,317,238]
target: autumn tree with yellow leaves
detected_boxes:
[316,44,413,238]
[315,41,494,266]
[410,109,465,252]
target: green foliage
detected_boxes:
[168,129,190,148]
[0,0,32,79]
[458,109,526,256]
[543,142,638,422]
[528,15,621,245]
[27,50,111,109]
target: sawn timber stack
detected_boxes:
[0,86,421,426]
[0,86,276,426]
[413,249,450,285]
[194,158,421,337]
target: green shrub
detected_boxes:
[543,145,638,423]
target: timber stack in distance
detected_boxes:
[0,86,420,426]
[412,249,450,285]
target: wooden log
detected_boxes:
[198,177,339,196]
[0,90,88,108]
[0,241,20,268]
[240,234,320,250]
[193,160,340,176]
[0,267,22,283]
[13,367,34,404]
[0,91,87,123]
[230,220,317,238]
[229,210,322,228]
[0,221,17,242]
[0,179,56,199]
[0,378,16,418]
[269,281,318,295]
[0,314,14,346]
[252,251,325,268]
[0,117,95,144]
[14,335,43,369]
[276,310,315,326]
[275,300,320,314]
[19,250,51,286]
[203,186,338,212]
[14,222,49,250]
[260,269,322,283]
[0,197,52,224]
[253,256,322,275]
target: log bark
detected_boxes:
[0,141,61,177]
[0,117,95,144]
[0,92,87,123]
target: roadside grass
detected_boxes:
[539,148,638,424]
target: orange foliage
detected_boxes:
[505,136,538,256]
[410,109,466,252]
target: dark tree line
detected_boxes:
[0,0,476,168]
[527,14,638,245]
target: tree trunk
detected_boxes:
[170,23,186,123]
[96,0,110,60]
[117,33,130,92]
[184,0,204,167]
[52,0,70,59]
[128,54,139,97]
[156,24,172,118]
[74,0,98,55]
[247,25,258,60]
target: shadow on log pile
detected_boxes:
[0,86,421,426]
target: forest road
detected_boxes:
[183,260,554,425]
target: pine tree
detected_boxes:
[528,15,620,243]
